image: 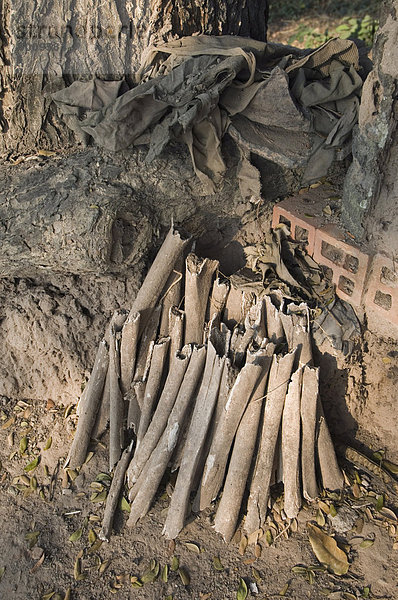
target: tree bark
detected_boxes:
[0,0,268,155]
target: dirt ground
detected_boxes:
[0,392,397,600]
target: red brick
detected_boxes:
[363,254,398,327]
[272,194,327,255]
[313,224,372,307]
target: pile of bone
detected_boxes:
[65,226,343,543]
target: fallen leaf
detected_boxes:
[265,529,273,547]
[25,530,40,549]
[170,556,179,571]
[120,497,131,512]
[90,490,108,503]
[0,566,5,581]
[87,539,103,554]
[64,589,71,600]
[316,509,326,526]
[185,542,200,554]
[24,456,40,472]
[237,578,248,600]
[376,494,384,511]
[30,551,45,573]
[213,556,224,571]
[141,562,159,583]
[307,523,349,575]
[19,436,28,455]
[41,593,55,600]
[178,567,190,586]
[88,529,96,544]
[69,528,83,542]
[131,576,143,588]
[362,586,370,598]
[379,507,397,521]
[359,539,374,548]
[352,483,361,498]
[1,417,15,429]
[329,504,337,517]
[292,566,308,574]
[99,559,111,575]
[239,535,248,555]
[84,451,94,465]
[251,567,262,583]
[161,564,168,582]
[38,149,57,157]
[383,459,398,474]
[44,437,52,451]
[254,543,262,558]
[279,582,289,596]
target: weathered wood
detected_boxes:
[127,380,145,433]
[281,367,303,519]
[92,365,111,440]
[65,338,109,468]
[245,349,296,534]
[184,253,219,345]
[136,337,170,445]
[127,345,206,522]
[300,365,319,501]
[280,303,312,368]
[197,360,263,510]
[120,311,141,395]
[109,325,124,471]
[127,345,192,487]
[99,440,134,542]
[163,338,225,539]
[129,226,191,333]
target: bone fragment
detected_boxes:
[169,307,185,361]
[264,295,285,344]
[207,276,230,322]
[136,337,170,445]
[317,402,344,491]
[159,257,184,337]
[133,305,161,382]
[163,339,225,539]
[280,303,312,368]
[300,365,319,501]
[128,225,191,333]
[99,440,134,542]
[281,367,303,519]
[184,253,219,345]
[66,339,109,468]
[120,311,141,395]
[127,345,206,522]
[127,345,192,487]
[109,325,124,471]
[245,348,296,534]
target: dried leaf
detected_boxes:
[212,557,224,571]
[141,563,159,583]
[362,586,370,598]
[237,578,248,600]
[292,566,308,574]
[0,566,5,581]
[251,567,262,583]
[254,543,262,558]
[161,564,168,583]
[290,518,298,533]
[2,417,15,429]
[74,557,85,580]
[84,451,94,465]
[90,490,108,503]
[24,456,40,472]
[41,593,55,600]
[329,504,337,517]
[25,530,40,549]
[30,551,45,573]
[316,510,326,526]
[185,542,200,554]
[318,501,330,514]
[265,529,273,547]
[69,528,83,542]
[96,472,112,482]
[131,576,143,588]
[376,494,384,512]
[88,529,96,544]
[170,556,179,571]
[19,436,28,455]
[383,459,398,475]
[307,523,349,575]
[87,539,103,554]
[120,497,131,512]
[178,567,190,586]
[44,437,52,451]
[352,483,361,498]
[379,507,397,521]
[279,582,289,596]
[99,559,111,575]
[64,589,71,600]
[359,539,374,548]
[239,535,248,555]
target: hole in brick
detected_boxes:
[343,253,359,274]
[338,275,355,296]
[374,290,392,310]
[279,215,291,229]
[294,225,309,244]
[321,240,344,267]
[321,265,334,283]
[380,266,397,288]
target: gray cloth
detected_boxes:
[52,35,364,193]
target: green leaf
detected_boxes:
[329,504,337,517]
[360,539,374,548]
[185,542,200,554]
[237,578,248,600]
[170,556,179,572]
[90,490,108,503]
[376,494,384,512]
[0,566,5,582]
[213,556,224,571]
[120,496,131,512]
[292,566,308,574]
[25,530,40,549]
[19,436,28,455]
[24,456,40,472]
[362,586,370,598]
[88,529,96,544]
[43,437,52,451]
[69,528,83,542]
[161,564,168,583]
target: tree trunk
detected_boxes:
[342,0,398,255]
[0,0,268,155]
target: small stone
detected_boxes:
[327,506,357,533]
[31,546,44,561]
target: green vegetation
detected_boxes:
[269,0,380,48]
